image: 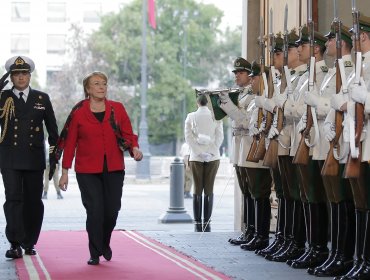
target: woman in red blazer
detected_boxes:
[58,71,143,265]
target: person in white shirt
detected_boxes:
[185,94,224,232]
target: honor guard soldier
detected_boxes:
[308,25,355,277]
[262,29,308,263]
[239,61,272,251]
[287,27,330,270]
[219,57,257,245]
[0,56,59,258]
[328,14,370,280]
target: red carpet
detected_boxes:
[16,230,230,280]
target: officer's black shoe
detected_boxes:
[240,235,269,251]
[307,251,337,275]
[256,235,284,257]
[333,260,364,280]
[346,258,370,280]
[268,242,305,262]
[5,244,22,259]
[290,246,329,269]
[313,256,353,277]
[229,233,246,245]
[24,247,37,255]
[103,247,112,261]
[87,257,99,265]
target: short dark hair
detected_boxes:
[197,94,208,106]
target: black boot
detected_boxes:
[290,202,329,269]
[348,209,370,279]
[230,194,255,245]
[203,194,213,232]
[241,197,270,251]
[268,200,305,262]
[309,202,338,275]
[286,201,310,266]
[193,195,202,232]
[335,209,366,280]
[313,201,355,277]
[257,197,285,257]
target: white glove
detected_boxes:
[330,93,347,111]
[268,126,279,138]
[254,96,264,108]
[263,98,276,113]
[351,77,368,104]
[219,91,230,103]
[274,92,288,108]
[249,124,259,136]
[296,113,307,133]
[304,87,320,107]
[323,122,336,141]
[199,152,212,162]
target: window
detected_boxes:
[11,2,30,22]
[47,34,66,54]
[11,34,30,53]
[47,2,66,22]
[83,2,101,23]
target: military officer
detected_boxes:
[220,57,257,245]
[239,61,272,251]
[328,14,370,280]
[261,29,308,263]
[307,25,355,277]
[0,56,59,258]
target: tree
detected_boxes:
[50,0,242,153]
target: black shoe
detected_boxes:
[87,258,99,265]
[5,245,22,259]
[24,247,37,255]
[103,247,112,261]
[57,192,63,199]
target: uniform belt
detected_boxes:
[232,129,249,136]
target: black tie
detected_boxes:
[19,92,26,105]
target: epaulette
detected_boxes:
[320,65,329,72]
[344,60,353,67]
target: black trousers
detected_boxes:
[1,168,44,247]
[76,170,125,258]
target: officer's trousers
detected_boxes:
[190,160,220,195]
[1,168,44,247]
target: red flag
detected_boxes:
[148,0,156,29]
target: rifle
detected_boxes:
[321,0,343,176]
[344,0,364,178]
[246,16,266,163]
[263,5,288,169]
[293,0,315,165]
[254,8,274,162]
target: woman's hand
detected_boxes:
[132,147,143,161]
[59,169,69,191]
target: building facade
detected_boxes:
[0,0,129,88]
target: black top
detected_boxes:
[93,111,105,122]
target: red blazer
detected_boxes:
[62,99,139,173]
